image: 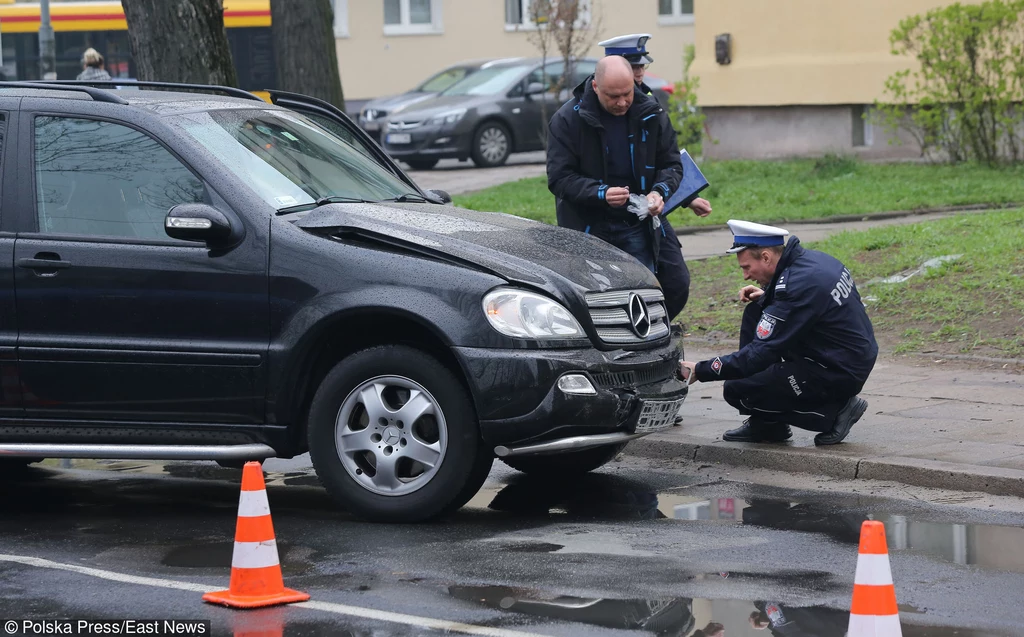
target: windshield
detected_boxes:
[417,66,473,92]
[441,64,530,96]
[167,109,412,211]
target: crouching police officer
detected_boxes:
[679,220,878,445]
[598,33,712,319]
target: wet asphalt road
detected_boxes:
[1,458,1023,637]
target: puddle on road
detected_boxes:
[468,475,1024,575]
[449,585,1004,636]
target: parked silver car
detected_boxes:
[358,58,524,144]
[382,57,599,169]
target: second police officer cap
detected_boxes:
[598,33,654,65]
[726,219,790,254]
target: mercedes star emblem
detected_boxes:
[627,293,651,338]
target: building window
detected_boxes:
[330,0,349,38]
[384,0,443,35]
[504,0,590,32]
[658,0,694,26]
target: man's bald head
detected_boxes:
[593,55,635,116]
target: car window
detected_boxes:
[441,64,532,96]
[571,61,597,86]
[527,62,566,94]
[417,67,470,93]
[302,112,377,159]
[33,116,205,240]
[168,108,411,211]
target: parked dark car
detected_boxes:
[0,81,687,522]
[358,58,523,146]
[382,57,599,169]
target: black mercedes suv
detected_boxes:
[0,81,687,522]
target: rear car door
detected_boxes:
[12,102,269,424]
[0,99,21,419]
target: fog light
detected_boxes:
[557,374,596,395]
[435,137,451,144]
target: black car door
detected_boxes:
[12,103,269,424]
[0,99,22,420]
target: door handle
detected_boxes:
[18,253,72,275]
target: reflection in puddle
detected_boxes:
[474,475,1024,575]
[451,585,1007,637]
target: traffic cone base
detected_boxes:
[202,461,309,609]
[848,520,902,636]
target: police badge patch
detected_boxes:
[756,314,776,340]
[710,357,723,375]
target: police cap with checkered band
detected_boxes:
[726,219,790,254]
[598,33,654,65]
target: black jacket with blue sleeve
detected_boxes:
[695,238,878,384]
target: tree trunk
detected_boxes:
[270,0,345,111]
[121,0,237,86]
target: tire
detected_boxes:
[500,442,627,477]
[406,159,439,170]
[470,121,511,168]
[307,345,484,522]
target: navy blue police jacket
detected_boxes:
[694,238,878,383]
[546,76,682,260]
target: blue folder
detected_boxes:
[664,149,709,214]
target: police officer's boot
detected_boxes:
[723,417,792,443]
[814,396,868,445]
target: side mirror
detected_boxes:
[525,82,547,97]
[165,203,236,244]
[427,189,453,205]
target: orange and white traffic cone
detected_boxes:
[203,461,310,609]
[848,520,902,636]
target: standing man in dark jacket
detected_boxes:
[679,220,878,445]
[547,56,695,318]
[593,34,713,319]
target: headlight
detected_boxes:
[429,109,467,126]
[483,289,585,340]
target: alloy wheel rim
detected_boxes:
[334,375,448,496]
[479,127,508,163]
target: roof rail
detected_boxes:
[0,81,128,105]
[39,80,264,102]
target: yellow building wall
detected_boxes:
[337,0,695,100]
[691,0,981,107]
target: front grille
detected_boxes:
[592,358,678,388]
[388,120,422,131]
[585,288,670,346]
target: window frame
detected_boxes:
[658,0,694,26]
[26,112,210,246]
[383,0,444,36]
[504,0,591,32]
[331,0,349,38]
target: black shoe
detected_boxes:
[815,396,868,446]
[723,418,792,443]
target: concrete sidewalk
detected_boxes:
[626,347,1024,497]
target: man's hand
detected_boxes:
[646,191,664,216]
[739,285,764,303]
[679,361,697,383]
[689,197,712,217]
[606,186,630,207]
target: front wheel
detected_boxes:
[308,345,485,522]
[500,443,627,477]
[471,122,511,168]
[405,159,439,170]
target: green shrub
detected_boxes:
[666,44,705,157]
[875,0,1024,165]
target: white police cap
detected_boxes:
[726,219,790,254]
[598,33,654,65]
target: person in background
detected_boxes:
[77,48,111,81]
[598,33,711,320]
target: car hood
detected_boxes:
[363,92,434,115]
[294,202,656,295]
[385,94,490,121]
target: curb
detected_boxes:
[673,202,1021,236]
[624,433,1024,498]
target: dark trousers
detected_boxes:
[592,219,656,273]
[655,219,690,320]
[722,303,861,433]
